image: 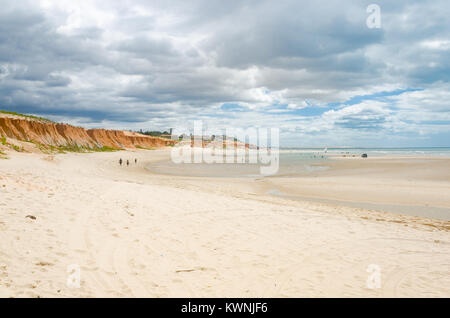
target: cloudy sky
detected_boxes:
[0,0,449,146]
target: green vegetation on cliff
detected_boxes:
[0,110,53,123]
[31,141,122,154]
[1,136,24,152]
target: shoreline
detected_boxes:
[267,188,450,221]
[145,151,450,221]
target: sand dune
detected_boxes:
[0,150,449,297]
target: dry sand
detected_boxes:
[0,149,449,297]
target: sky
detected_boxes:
[0,0,449,147]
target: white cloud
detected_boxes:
[0,0,448,146]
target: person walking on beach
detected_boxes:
[119,158,122,166]
[126,160,129,166]
[135,158,137,164]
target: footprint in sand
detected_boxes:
[35,261,53,267]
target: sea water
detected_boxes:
[146,147,450,178]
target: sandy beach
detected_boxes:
[0,149,449,298]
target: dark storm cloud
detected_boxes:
[204,4,384,69]
[113,37,177,57]
[335,112,387,130]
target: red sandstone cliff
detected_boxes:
[0,116,175,150]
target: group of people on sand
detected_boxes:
[119,158,137,166]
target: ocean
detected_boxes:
[281,147,450,156]
[147,147,450,178]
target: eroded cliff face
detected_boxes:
[0,117,175,150]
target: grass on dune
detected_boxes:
[3,136,121,154]
[0,110,53,123]
[135,145,155,150]
[96,146,121,152]
[1,136,25,152]
[10,144,24,152]
[30,141,122,154]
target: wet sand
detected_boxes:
[147,154,450,220]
